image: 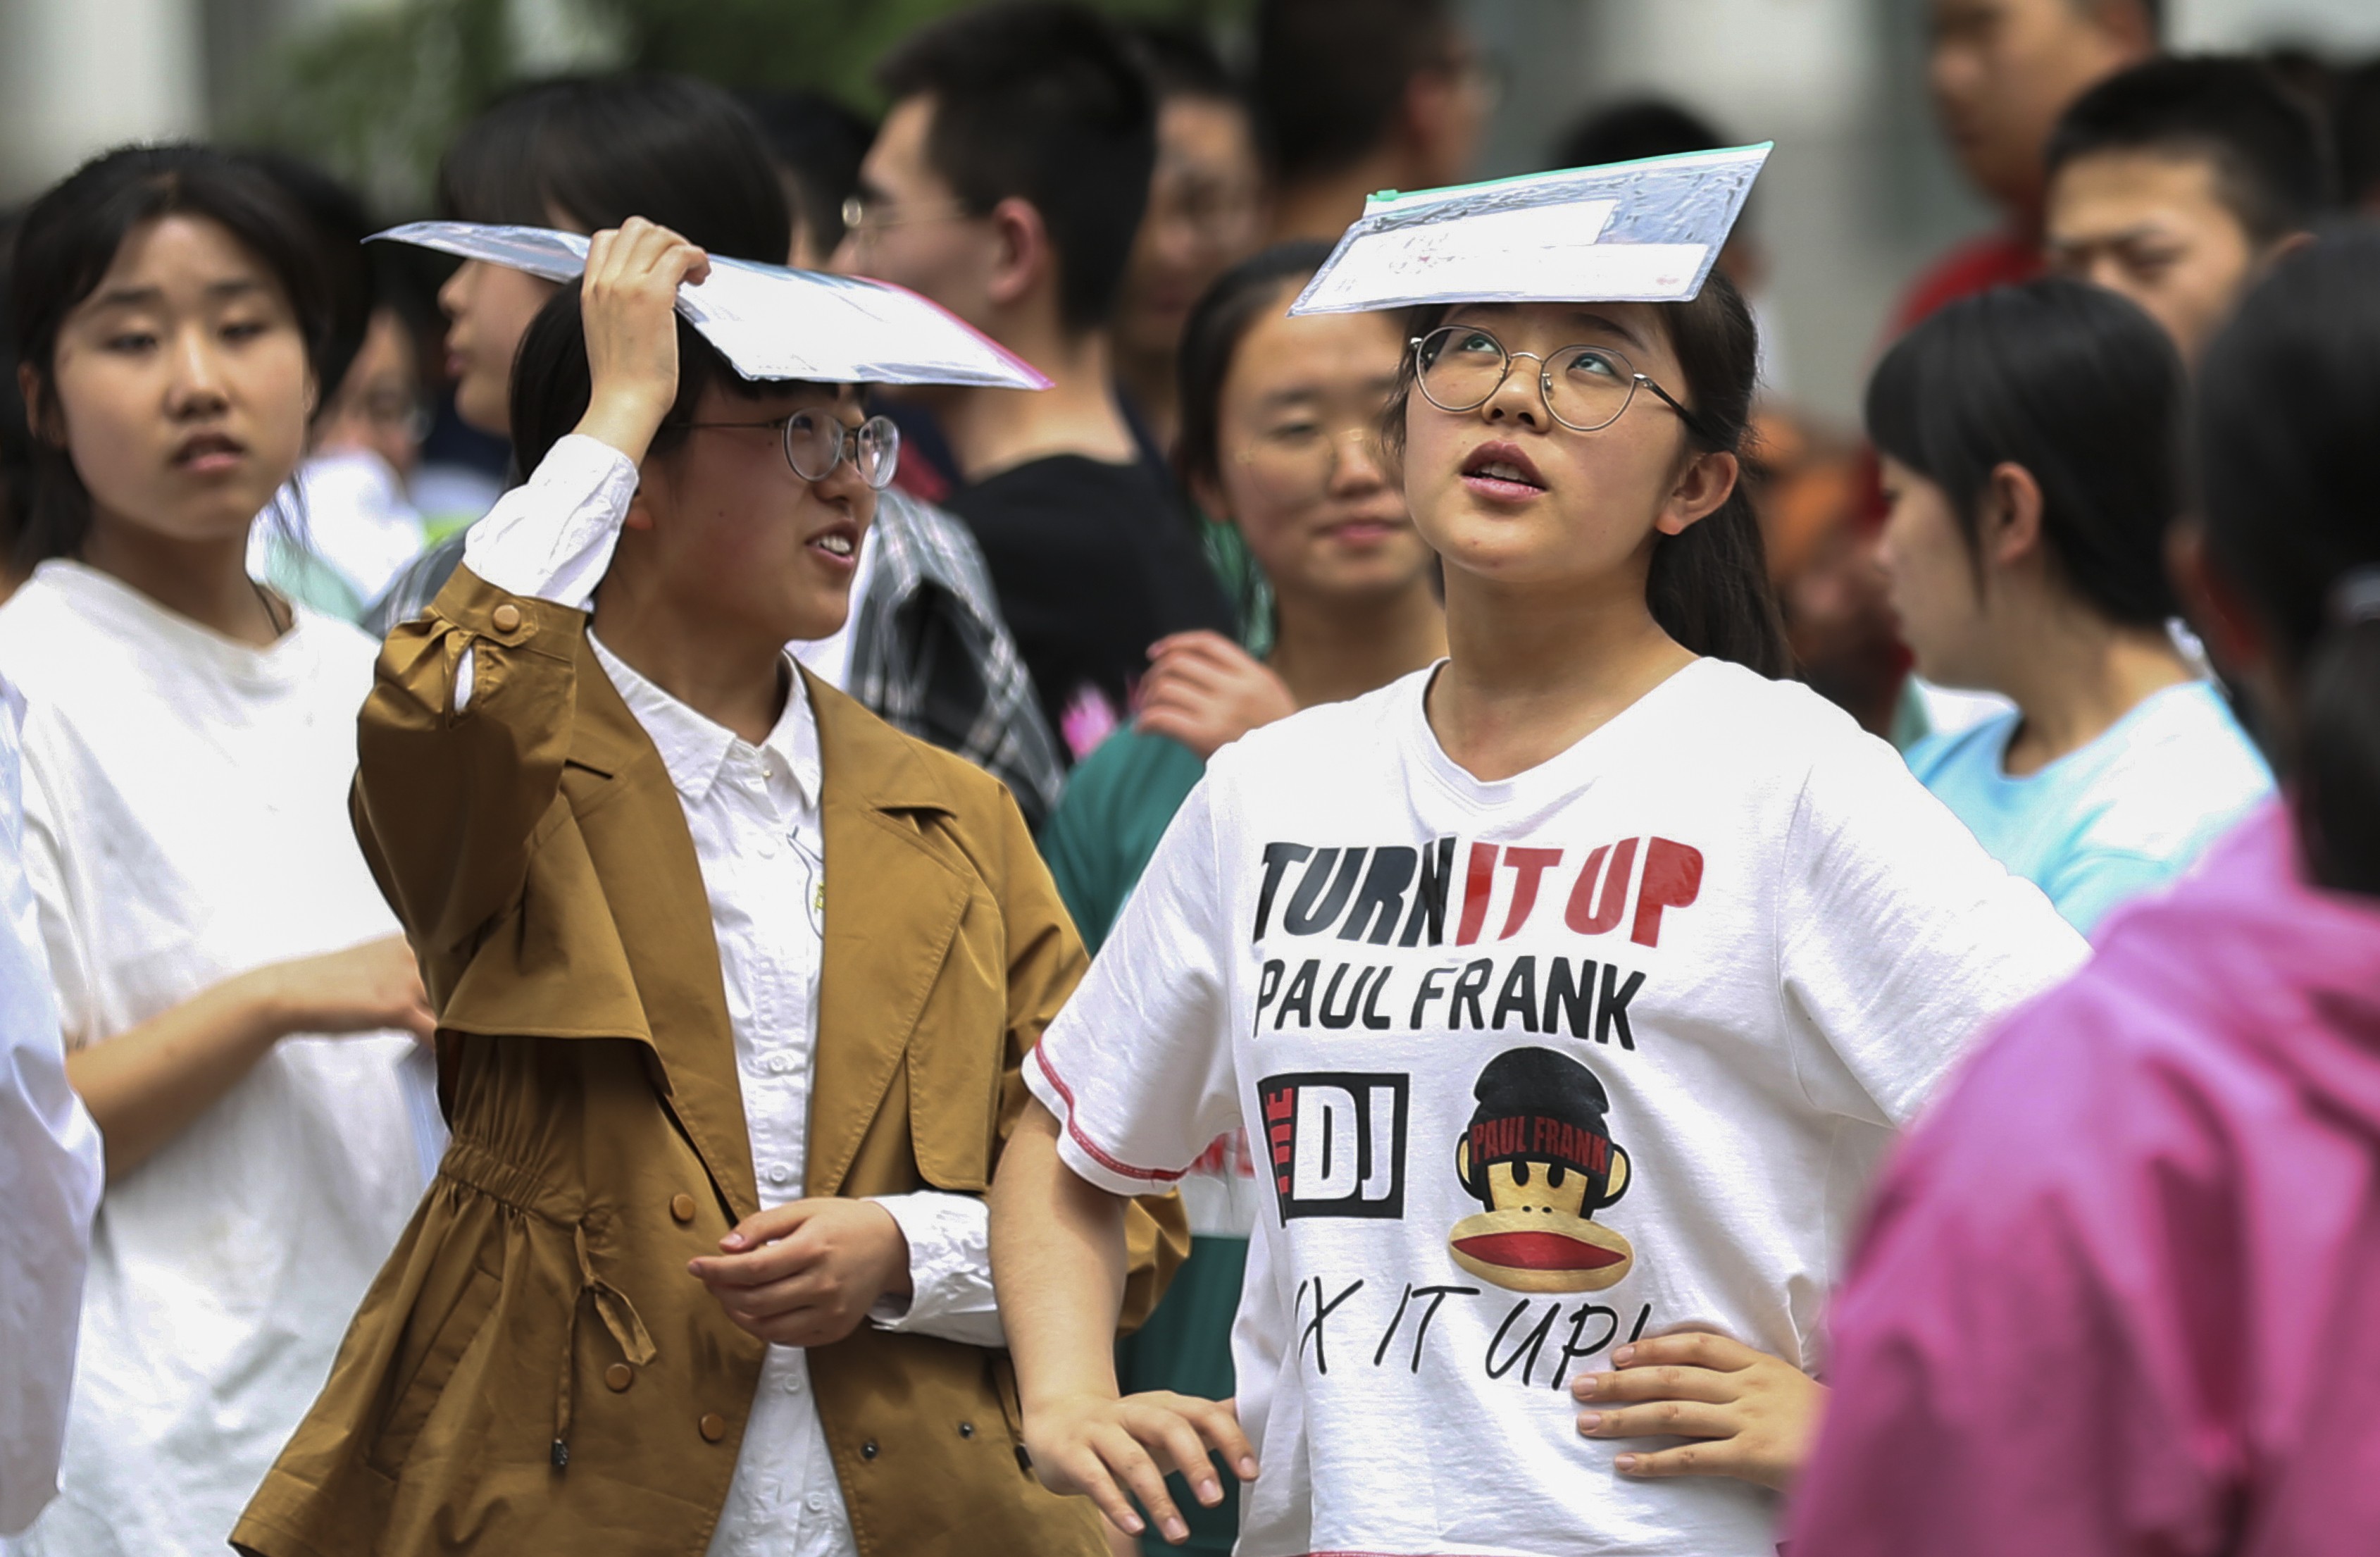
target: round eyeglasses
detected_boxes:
[683,410,902,490]
[1409,324,1711,440]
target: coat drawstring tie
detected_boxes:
[552,1220,658,1470]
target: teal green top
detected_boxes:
[1041,726,1209,953]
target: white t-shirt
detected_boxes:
[1027,659,2087,1557]
[0,562,429,1557]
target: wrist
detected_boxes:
[222,965,303,1050]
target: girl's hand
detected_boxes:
[247,935,435,1043]
[571,217,711,466]
[1135,631,1295,759]
[687,1198,911,1348]
[1570,1331,1826,1490]
[1021,1390,1257,1546]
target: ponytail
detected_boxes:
[2195,225,2380,899]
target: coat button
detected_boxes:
[491,602,523,632]
[860,1440,878,1460]
[957,1422,975,1439]
[699,1413,728,1443]
[671,1193,697,1223]
[605,1363,633,1392]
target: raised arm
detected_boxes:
[353,220,710,957]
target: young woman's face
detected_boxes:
[1400,300,1731,595]
[1877,454,1994,688]
[1200,302,1423,604]
[627,380,878,645]
[35,213,314,549]
[438,259,558,435]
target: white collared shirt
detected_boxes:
[462,435,1003,1557]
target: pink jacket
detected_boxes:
[1789,802,2380,1556]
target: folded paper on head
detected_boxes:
[1288,144,1772,316]
[372,222,1052,390]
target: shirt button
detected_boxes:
[766,1164,793,1186]
[491,602,523,633]
[780,1372,803,1395]
[767,1054,793,1075]
[699,1413,728,1443]
[671,1193,697,1224]
[605,1363,634,1392]
[805,1493,826,1513]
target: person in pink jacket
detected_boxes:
[1787,229,2380,1555]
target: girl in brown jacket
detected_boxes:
[234,222,1183,1557]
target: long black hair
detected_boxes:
[1380,271,1790,677]
[10,144,333,571]
[2195,225,2380,898]
[439,75,791,264]
[1865,277,2185,628]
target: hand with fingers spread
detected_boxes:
[571,216,712,467]
[1022,1389,1258,1547]
[1135,631,1296,759]
[687,1198,912,1349]
[1570,1331,1826,1491]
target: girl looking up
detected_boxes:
[1873,277,2272,937]
[990,204,2089,1555]
[0,145,434,1557]
[235,221,1183,1557]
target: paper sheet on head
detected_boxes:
[1290,143,1771,316]
[372,222,1052,391]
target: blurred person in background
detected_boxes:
[1905,0,2158,331]
[1112,24,1266,459]
[1040,244,1438,1550]
[839,2,1233,762]
[1872,277,2269,938]
[0,676,103,1538]
[2045,55,2326,362]
[1,211,29,600]
[1254,0,1490,244]
[373,72,1062,826]
[740,87,876,268]
[1790,226,2380,1557]
[1,144,437,1557]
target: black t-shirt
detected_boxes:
[946,454,1234,759]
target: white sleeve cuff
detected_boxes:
[866,1191,1006,1349]
[460,434,640,609]
[1023,1041,1191,1200]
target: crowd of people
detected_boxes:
[0,1,2376,1555]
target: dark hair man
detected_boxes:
[1252,0,1491,242]
[2045,56,2327,361]
[836,2,1234,759]
[1893,0,2159,334]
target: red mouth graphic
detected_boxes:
[1452,1231,1626,1271]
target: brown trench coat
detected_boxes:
[232,568,1186,1557]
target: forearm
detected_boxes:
[63,970,287,1180]
[990,1100,1130,1410]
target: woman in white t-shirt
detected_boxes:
[0,146,435,1557]
[987,261,2091,1556]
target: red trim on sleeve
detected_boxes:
[1029,1044,1188,1185]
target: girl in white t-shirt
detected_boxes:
[0,146,435,1557]
[988,263,2090,1557]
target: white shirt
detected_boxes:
[463,434,1004,1557]
[0,564,430,1557]
[0,678,101,1537]
[1028,659,2088,1557]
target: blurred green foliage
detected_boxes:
[247,0,1246,214]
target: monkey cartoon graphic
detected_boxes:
[1448,1048,1633,1292]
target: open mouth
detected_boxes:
[807,523,860,563]
[1461,442,1547,500]
[173,432,247,473]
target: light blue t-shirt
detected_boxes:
[1906,681,2273,938]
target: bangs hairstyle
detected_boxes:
[439,75,791,263]
[10,143,332,571]
[1377,272,1789,677]
[877,2,1157,333]
[1865,277,2184,628]
[507,280,794,478]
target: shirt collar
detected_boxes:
[588,631,818,810]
